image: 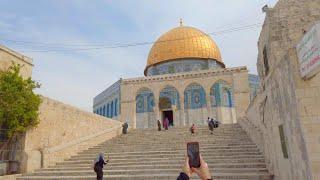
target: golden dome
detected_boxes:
[145,25,224,74]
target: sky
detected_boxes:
[0,0,278,111]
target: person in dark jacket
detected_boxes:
[157,119,162,131]
[177,154,212,180]
[94,153,109,180]
[209,119,214,134]
[122,122,128,134]
[190,124,196,135]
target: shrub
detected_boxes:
[0,63,41,138]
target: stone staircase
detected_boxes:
[18,124,272,180]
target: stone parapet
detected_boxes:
[0,44,33,78]
[21,96,122,173]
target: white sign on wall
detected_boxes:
[296,22,320,79]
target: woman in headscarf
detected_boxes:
[190,124,196,135]
[94,152,109,180]
[164,117,169,130]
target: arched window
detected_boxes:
[115,99,118,116]
[159,86,180,110]
[136,88,155,113]
[184,83,206,109]
[103,105,106,116]
[222,88,232,107]
[111,101,114,118]
[211,80,233,107]
[210,86,216,107]
[107,103,110,117]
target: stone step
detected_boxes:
[53,155,266,167]
[107,138,252,143]
[84,142,256,150]
[18,173,272,180]
[46,158,266,170]
[39,168,268,175]
[80,144,258,153]
[80,147,260,155]
[65,151,262,162]
[77,145,258,154]
[27,165,268,176]
[69,152,262,162]
[70,148,261,159]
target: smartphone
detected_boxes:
[187,142,201,168]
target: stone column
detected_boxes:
[205,88,211,123]
[153,89,160,123]
[180,96,185,126]
[232,71,250,118]
[120,83,137,129]
[176,86,186,127]
[120,100,136,128]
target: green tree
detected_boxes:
[0,63,41,138]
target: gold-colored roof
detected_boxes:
[145,26,223,73]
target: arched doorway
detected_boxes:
[159,86,180,127]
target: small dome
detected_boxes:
[145,26,224,74]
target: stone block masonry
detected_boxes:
[21,97,122,173]
[0,44,33,78]
[241,0,320,180]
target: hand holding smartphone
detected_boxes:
[187,142,201,168]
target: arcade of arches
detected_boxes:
[134,80,236,129]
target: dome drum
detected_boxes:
[145,58,224,76]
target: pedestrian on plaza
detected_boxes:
[190,124,196,135]
[213,118,220,128]
[93,153,109,180]
[163,117,169,130]
[209,119,214,134]
[157,119,162,131]
[122,122,128,134]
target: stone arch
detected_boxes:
[184,83,207,109]
[159,85,180,110]
[136,87,155,113]
[210,80,234,107]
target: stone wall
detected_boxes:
[240,52,310,179]
[240,0,320,179]
[0,45,33,78]
[21,97,122,173]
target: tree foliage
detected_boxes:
[0,63,41,138]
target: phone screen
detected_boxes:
[187,142,200,168]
